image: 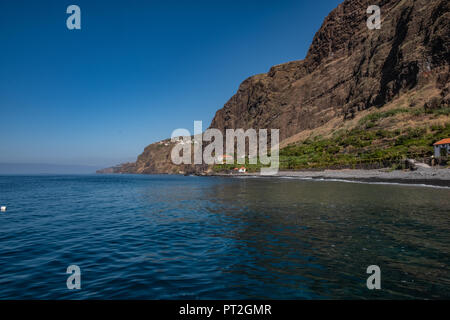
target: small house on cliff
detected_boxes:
[433,138,450,158]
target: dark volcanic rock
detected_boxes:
[209,0,449,141]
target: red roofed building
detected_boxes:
[433,138,450,158]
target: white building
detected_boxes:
[216,154,233,164]
[433,138,450,158]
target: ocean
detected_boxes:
[0,174,449,299]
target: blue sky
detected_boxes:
[0,0,342,168]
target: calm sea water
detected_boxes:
[0,174,449,299]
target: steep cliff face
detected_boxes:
[99,0,449,174]
[209,0,449,141]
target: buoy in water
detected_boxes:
[0,206,6,212]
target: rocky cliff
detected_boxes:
[99,0,449,174]
[209,0,449,141]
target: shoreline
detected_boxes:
[209,168,450,187]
